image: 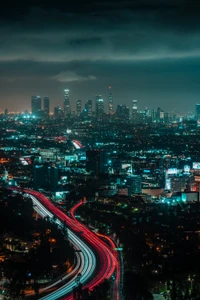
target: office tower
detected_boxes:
[54,106,62,118]
[116,104,129,120]
[108,88,113,115]
[126,175,142,196]
[64,89,71,117]
[160,110,164,122]
[85,100,92,117]
[4,108,8,115]
[31,96,42,117]
[164,112,169,123]
[132,100,138,120]
[156,107,162,122]
[44,96,50,116]
[144,106,150,117]
[151,109,157,122]
[86,150,106,175]
[48,166,59,192]
[196,104,200,123]
[96,95,104,117]
[76,100,82,116]
[33,165,58,192]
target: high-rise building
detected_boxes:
[108,88,113,115]
[132,100,138,120]
[86,150,106,175]
[116,105,129,120]
[196,104,200,123]
[64,89,71,117]
[31,96,42,117]
[85,100,92,117]
[164,112,169,123]
[156,107,161,122]
[54,106,62,118]
[126,175,142,196]
[33,165,58,192]
[44,96,50,116]
[76,100,82,116]
[151,109,157,122]
[96,95,104,117]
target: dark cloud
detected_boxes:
[0,0,200,112]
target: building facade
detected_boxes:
[64,89,71,117]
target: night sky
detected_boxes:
[0,0,200,113]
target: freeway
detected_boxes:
[26,193,93,297]
[69,201,121,300]
[11,189,117,299]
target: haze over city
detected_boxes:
[1,0,200,112]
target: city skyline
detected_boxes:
[2,89,200,115]
[1,1,200,112]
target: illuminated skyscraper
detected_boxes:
[44,96,50,116]
[31,96,42,116]
[76,100,82,116]
[132,99,138,121]
[96,95,104,117]
[85,99,92,117]
[108,87,113,114]
[132,100,137,117]
[64,89,71,117]
[196,104,200,123]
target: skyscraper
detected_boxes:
[86,150,106,175]
[132,100,138,120]
[108,87,113,115]
[31,96,42,116]
[85,99,92,117]
[196,104,200,123]
[54,106,62,118]
[116,104,129,120]
[44,96,50,116]
[126,175,142,196]
[76,100,82,116]
[64,89,71,117]
[96,95,104,117]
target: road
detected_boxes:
[11,189,117,299]
[26,193,96,298]
[70,201,122,300]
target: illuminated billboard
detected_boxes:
[193,162,200,170]
[167,168,178,175]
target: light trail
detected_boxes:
[25,193,96,299]
[10,189,117,299]
[24,194,82,296]
[69,201,121,300]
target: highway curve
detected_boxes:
[14,189,117,299]
[69,201,121,300]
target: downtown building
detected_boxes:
[95,95,104,117]
[108,91,113,115]
[85,100,92,117]
[64,89,71,117]
[76,100,82,116]
[44,96,50,116]
[31,96,42,118]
